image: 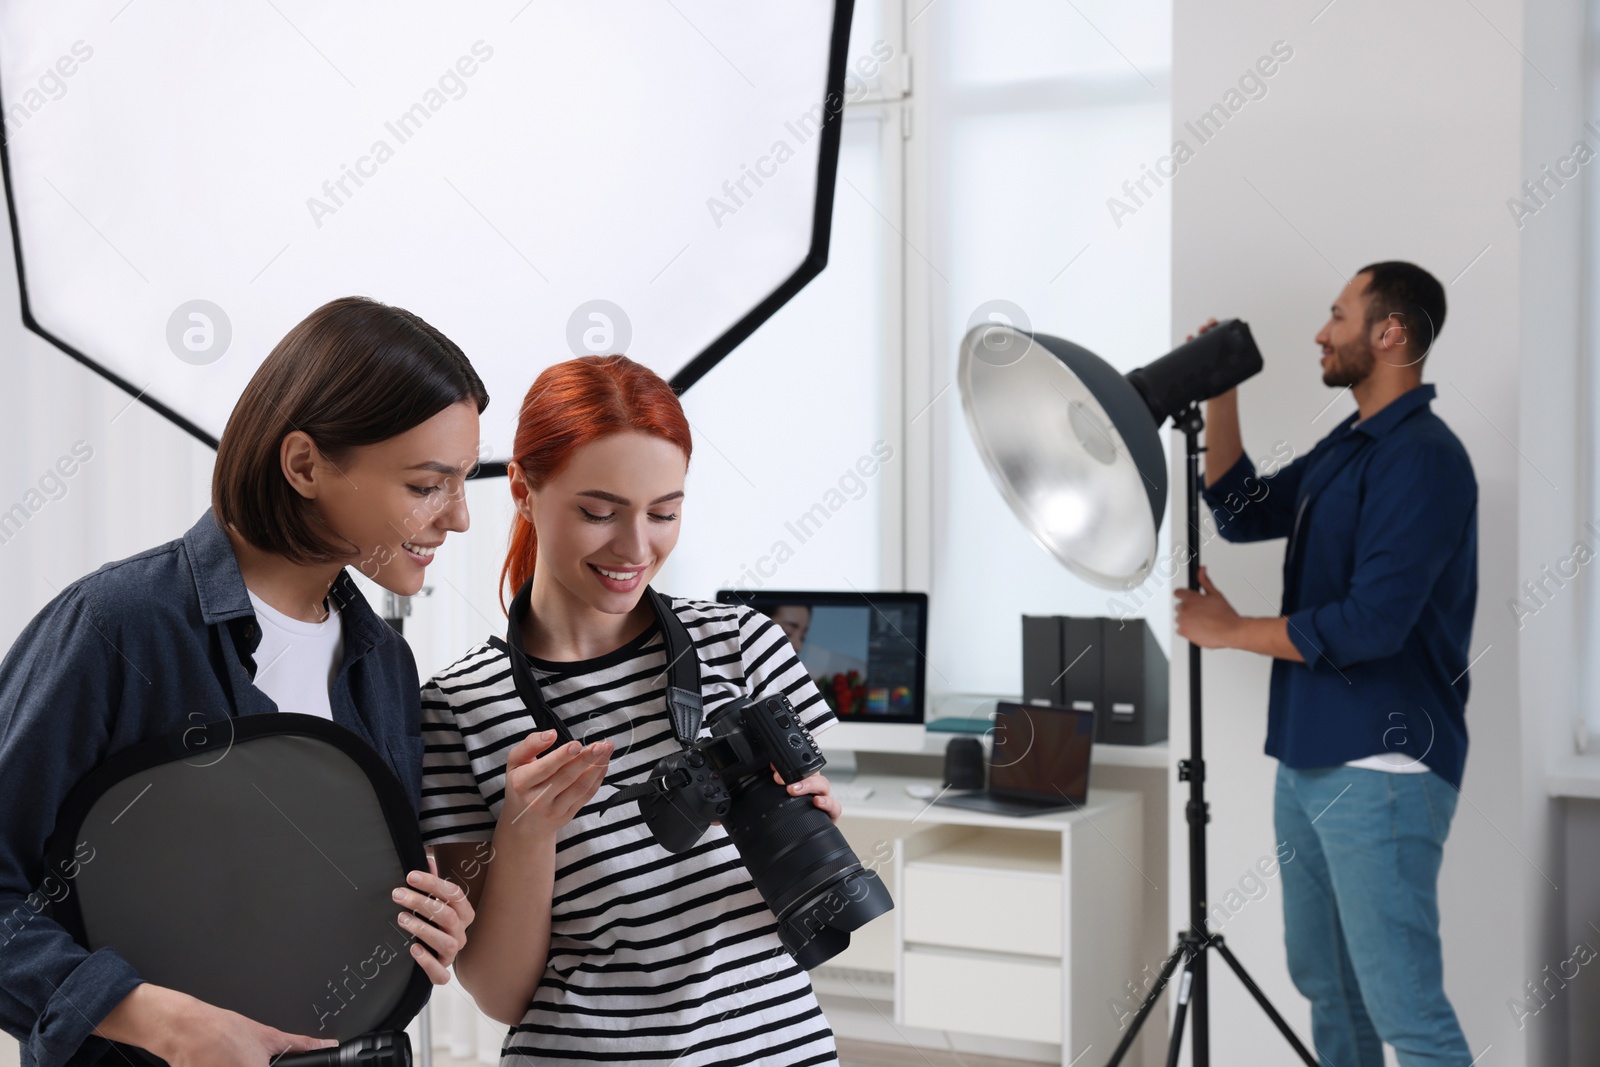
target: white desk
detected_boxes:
[834,722,1169,769]
[822,776,1144,1065]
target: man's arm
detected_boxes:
[1283,440,1475,672]
[1200,434,1308,546]
[1219,615,1304,661]
[1189,318,1242,486]
[1204,388,1244,488]
[1178,440,1475,671]
[1186,319,1309,543]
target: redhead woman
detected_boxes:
[0,297,484,1067]
[421,354,843,1065]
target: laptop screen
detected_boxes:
[988,701,1095,805]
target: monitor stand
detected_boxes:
[824,748,859,782]
[815,721,928,755]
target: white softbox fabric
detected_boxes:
[0,1,853,465]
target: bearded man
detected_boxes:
[1173,262,1478,1066]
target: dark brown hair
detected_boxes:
[213,296,489,564]
[1357,261,1447,360]
[500,355,691,612]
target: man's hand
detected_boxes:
[1173,566,1241,648]
[1174,566,1306,662]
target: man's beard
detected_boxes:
[1322,334,1375,388]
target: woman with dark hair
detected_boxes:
[419,354,843,1066]
[0,296,485,1067]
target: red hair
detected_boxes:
[500,355,692,613]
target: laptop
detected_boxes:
[935,701,1095,817]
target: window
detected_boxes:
[919,0,1174,696]
[661,3,908,601]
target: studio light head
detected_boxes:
[956,318,1263,589]
[1125,319,1265,427]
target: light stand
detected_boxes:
[1101,404,1315,1067]
[953,319,1319,1067]
[380,590,429,1067]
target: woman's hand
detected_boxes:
[161,1004,338,1067]
[103,984,337,1067]
[774,767,841,823]
[499,730,613,844]
[392,852,476,983]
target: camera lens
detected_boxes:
[717,776,891,968]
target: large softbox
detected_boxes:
[0,1,856,471]
[43,713,431,1054]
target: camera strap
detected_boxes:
[490,576,704,749]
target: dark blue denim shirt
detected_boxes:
[0,509,423,1067]
[1201,384,1478,789]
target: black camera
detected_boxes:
[596,693,893,969]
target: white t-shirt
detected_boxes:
[419,598,840,1066]
[1343,751,1430,774]
[245,588,343,720]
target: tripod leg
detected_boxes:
[1104,941,1187,1067]
[1162,966,1195,1067]
[1212,940,1318,1067]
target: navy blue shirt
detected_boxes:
[0,509,423,1067]
[1201,384,1478,789]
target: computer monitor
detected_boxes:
[715,589,928,753]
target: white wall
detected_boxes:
[1519,2,1588,1065]
[1169,1,1578,1065]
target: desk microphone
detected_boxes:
[942,737,984,790]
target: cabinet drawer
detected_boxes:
[902,863,1061,957]
[901,947,1061,1044]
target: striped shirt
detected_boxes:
[419,597,841,1065]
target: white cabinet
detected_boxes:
[900,829,1064,957]
[902,947,1064,1043]
[823,779,1144,1066]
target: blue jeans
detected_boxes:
[1274,764,1471,1067]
